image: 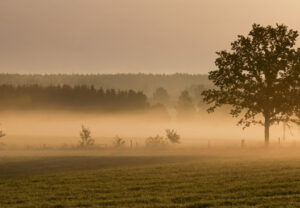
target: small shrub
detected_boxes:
[79,125,95,148]
[165,129,180,144]
[0,128,6,149]
[0,130,5,138]
[113,136,126,148]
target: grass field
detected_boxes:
[1,149,300,208]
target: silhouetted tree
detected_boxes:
[188,84,205,103]
[177,90,196,118]
[153,87,170,104]
[202,24,300,145]
[79,125,94,147]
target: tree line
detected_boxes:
[0,73,212,97]
[0,83,204,118]
[0,85,149,112]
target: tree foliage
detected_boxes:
[0,127,5,138]
[202,24,300,144]
[145,130,181,148]
[0,73,212,98]
[152,87,170,104]
[165,129,180,144]
[79,125,95,147]
[0,85,148,112]
[113,136,126,148]
[177,90,196,118]
[0,128,5,148]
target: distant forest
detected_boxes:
[0,74,212,98]
[0,85,149,112]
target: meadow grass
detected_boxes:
[1,150,300,208]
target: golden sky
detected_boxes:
[0,0,299,74]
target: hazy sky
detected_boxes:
[0,0,299,74]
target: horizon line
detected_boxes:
[0,72,209,76]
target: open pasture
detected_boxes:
[1,149,300,208]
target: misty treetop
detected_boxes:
[0,85,149,112]
[152,87,170,105]
[177,90,196,119]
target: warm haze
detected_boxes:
[1,1,300,208]
[0,0,300,74]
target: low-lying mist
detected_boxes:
[1,109,299,149]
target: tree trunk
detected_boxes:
[283,121,286,141]
[264,116,270,146]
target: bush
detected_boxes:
[165,129,180,144]
[0,130,5,138]
[113,136,126,148]
[145,129,181,149]
[0,128,5,149]
[79,125,95,148]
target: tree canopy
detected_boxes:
[0,85,149,112]
[177,90,195,119]
[152,87,170,104]
[202,24,300,145]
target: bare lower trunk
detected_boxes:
[283,121,286,141]
[264,116,270,146]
